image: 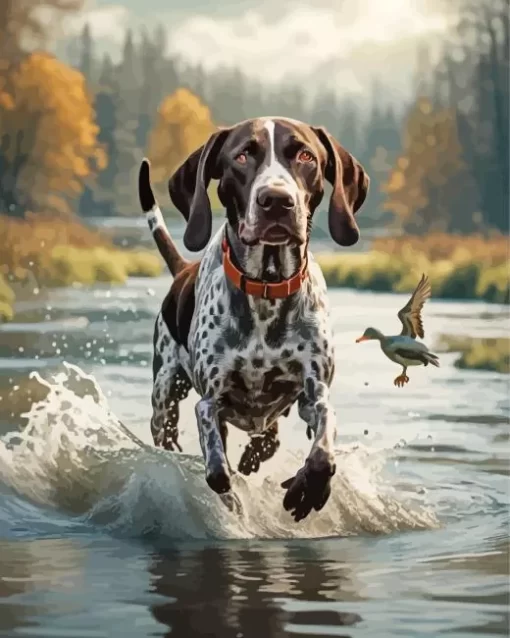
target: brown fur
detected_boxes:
[161,261,201,351]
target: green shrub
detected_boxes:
[316,242,509,305]
[45,246,162,287]
[436,263,481,300]
[0,274,15,322]
[436,335,510,373]
[476,264,510,304]
[118,250,163,278]
[91,248,128,284]
[46,245,97,286]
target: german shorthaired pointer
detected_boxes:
[139,117,369,522]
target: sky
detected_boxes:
[57,0,453,101]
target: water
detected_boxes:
[0,275,508,637]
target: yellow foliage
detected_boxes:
[146,88,222,211]
[0,52,106,214]
[383,98,476,233]
[436,335,510,374]
[372,233,508,265]
[316,233,509,304]
[0,272,15,322]
[148,88,216,180]
[116,251,163,278]
[0,272,14,322]
[38,246,163,288]
[0,302,14,322]
[0,213,164,321]
[0,1,84,60]
[0,213,110,282]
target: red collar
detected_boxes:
[221,236,309,299]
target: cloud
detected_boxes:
[64,3,132,43]
[166,0,449,87]
[58,0,449,98]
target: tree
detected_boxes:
[337,98,361,157]
[383,97,477,233]
[147,88,216,183]
[136,28,167,149]
[0,52,106,216]
[431,0,509,232]
[78,23,93,86]
[0,0,84,60]
[311,88,340,132]
[146,88,219,211]
[78,54,117,217]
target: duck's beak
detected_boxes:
[356,336,369,343]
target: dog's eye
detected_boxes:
[297,149,314,163]
[235,152,248,164]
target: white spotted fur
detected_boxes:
[147,204,168,233]
[246,119,302,230]
[150,118,340,515]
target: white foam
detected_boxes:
[0,363,439,540]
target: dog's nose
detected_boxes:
[256,186,295,217]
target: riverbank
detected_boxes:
[316,233,509,304]
[0,214,163,322]
[436,335,509,374]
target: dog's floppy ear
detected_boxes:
[168,128,231,252]
[312,126,370,247]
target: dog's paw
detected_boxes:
[281,448,336,522]
[238,430,280,476]
[164,437,183,453]
[153,425,183,453]
[206,467,231,495]
[238,443,261,476]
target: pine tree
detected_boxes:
[310,88,339,132]
[111,29,142,216]
[337,98,361,157]
[78,23,93,86]
[81,54,118,216]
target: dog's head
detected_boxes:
[168,117,370,252]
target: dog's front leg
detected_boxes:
[195,398,231,494]
[282,379,337,522]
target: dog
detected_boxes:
[139,117,369,522]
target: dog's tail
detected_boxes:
[138,159,188,277]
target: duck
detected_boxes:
[355,274,440,387]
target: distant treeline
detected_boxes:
[0,0,507,236]
[72,24,401,222]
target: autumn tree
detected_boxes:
[383,97,478,234]
[441,0,509,232]
[0,53,106,216]
[0,0,83,60]
[146,88,219,212]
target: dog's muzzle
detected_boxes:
[252,185,300,244]
[256,185,296,218]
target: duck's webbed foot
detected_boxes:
[393,374,410,388]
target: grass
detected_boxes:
[0,213,163,322]
[316,233,509,303]
[44,246,163,287]
[436,335,510,373]
[0,273,15,322]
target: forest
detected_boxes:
[0,0,508,235]
[0,0,508,321]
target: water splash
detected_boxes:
[0,363,439,540]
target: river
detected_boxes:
[0,261,508,636]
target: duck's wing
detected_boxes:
[385,337,431,364]
[397,274,431,339]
